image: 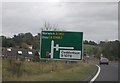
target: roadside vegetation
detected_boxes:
[84,40,119,61]
[98,40,119,61]
[0,22,119,61]
[84,44,102,56]
[0,58,1,81]
[1,33,119,61]
[2,58,96,81]
[1,22,119,82]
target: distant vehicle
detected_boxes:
[99,58,109,65]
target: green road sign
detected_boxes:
[40,31,83,61]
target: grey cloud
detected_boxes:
[2,2,118,41]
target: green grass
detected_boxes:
[38,63,96,81]
[2,59,97,81]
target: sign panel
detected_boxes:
[60,50,81,59]
[40,31,83,61]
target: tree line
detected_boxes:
[1,33,98,49]
[0,32,119,60]
[98,40,119,60]
[1,33,40,50]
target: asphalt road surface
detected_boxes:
[94,61,118,82]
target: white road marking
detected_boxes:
[89,64,101,83]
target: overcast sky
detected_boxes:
[2,1,118,42]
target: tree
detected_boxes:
[13,33,24,46]
[23,33,33,45]
[41,22,60,31]
[1,36,15,47]
[84,40,89,44]
[33,33,40,50]
[1,36,7,47]
[84,40,97,45]
[20,43,29,49]
[98,40,119,60]
[89,41,97,45]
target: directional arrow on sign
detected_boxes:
[49,40,74,59]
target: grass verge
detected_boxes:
[2,59,97,81]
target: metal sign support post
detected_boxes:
[50,40,54,72]
[50,40,74,72]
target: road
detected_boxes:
[95,62,118,81]
[88,59,120,83]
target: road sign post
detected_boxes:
[40,31,83,61]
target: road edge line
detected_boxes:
[89,64,101,83]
